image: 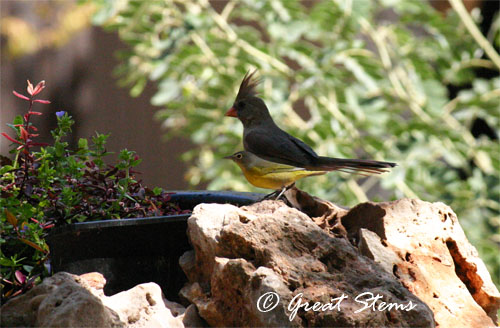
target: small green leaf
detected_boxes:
[78,138,88,150]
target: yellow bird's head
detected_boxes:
[224,151,251,166]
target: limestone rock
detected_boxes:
[285,187,348,236]
[180,304,207,328]
[1,272,204,327]
[342,198,500,327]
[1,272,122,327]
[102,283,183,327]
[180,201,435,327]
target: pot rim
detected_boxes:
[47,190,264,235]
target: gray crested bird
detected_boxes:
[225,71,396,175]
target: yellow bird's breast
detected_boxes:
[238,165,325,190]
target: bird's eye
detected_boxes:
[236,153,243,159]
[237,101,245,109]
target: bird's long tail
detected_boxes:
[308,157,396,175]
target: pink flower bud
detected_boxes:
[32,80,46,96]
[27,80,34,95]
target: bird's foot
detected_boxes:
[261,190,279,200]
[261,183,296,201]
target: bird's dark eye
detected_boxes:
[237,101,245,109]
[236,153,243,159]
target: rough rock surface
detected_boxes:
[342,198,500,328]
[1,272,204,327]
[1,272,122,327]
[180,201,435,327]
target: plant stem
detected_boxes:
[19,99,34,196]
[448,0,500,69]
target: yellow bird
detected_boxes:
[224,151,326,197]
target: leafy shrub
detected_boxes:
[90,0,500,286]
[0,81,187,302]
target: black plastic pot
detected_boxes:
[46,191,263,301]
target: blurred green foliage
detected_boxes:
[90,0,499,285]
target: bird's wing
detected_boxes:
[259,163,307,175]
[287,134,318,160]
[244,128,318,167]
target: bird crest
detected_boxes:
[235,70,260,102]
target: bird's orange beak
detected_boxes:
[225,106,237,117]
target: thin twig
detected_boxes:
[199,0,292,75]
[448,0,500,69]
